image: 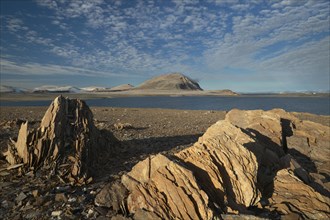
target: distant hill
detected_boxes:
[0,85,28,93]
[110,84,134,91]
[33,85,81,93]
[81,86,109,92]
[136,73,203,91]
[208,89,238,96]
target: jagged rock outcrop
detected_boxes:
[96,109,330,219]
[226,109,330,196]
[4,96,112,185]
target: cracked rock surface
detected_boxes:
[99,109,330,219]
[4,96,113,185]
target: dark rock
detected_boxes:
[95,182,128,212]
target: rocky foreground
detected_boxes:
[0,96,329,219]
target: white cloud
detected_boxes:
[1,0,328,91]
[6,18,28,32]
[0,58,129,77]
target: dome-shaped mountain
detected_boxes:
[136,73,203,91]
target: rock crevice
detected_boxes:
[96,108,330,219]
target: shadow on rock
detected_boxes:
[242,117,330,204]
[93,132,202,182]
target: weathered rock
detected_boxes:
[176,120,261,213]
[99,109,330,219]
[4,96,114,185]
[121,154,213,219]
[269,169,330,219]
[95,182,128,212]
[55,193,68,203]
[226,109,330,196]
[114,123,133,130]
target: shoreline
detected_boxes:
[0,91,329,102]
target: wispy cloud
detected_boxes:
[0,58,132,77]
[1,0,329,91]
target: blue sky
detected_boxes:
[1,0,329,92]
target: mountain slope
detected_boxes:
[110,84,134,91]
[136,73,203,91]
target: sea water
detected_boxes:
[1,96,329,115]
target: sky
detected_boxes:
[0,0,329,92]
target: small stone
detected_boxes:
[32,190,39,198]
[68,197,77,203]
[51,210,62,217]
[55,193,68,202]
[24,210,40,219]
[16,192,27,203]
[87,208,96,218]
[1,200,9,208]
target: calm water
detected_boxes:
[1,96,329,115]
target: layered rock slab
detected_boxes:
[106,121,264,219]
[4,96,112,184]
[97,109,330,219]
[226,109,330,195]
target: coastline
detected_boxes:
[1,90,329,102]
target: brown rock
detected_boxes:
[270,169,330,219]
[121,154,213,219]
[226,109,330,195]
[55,193,68,203]
[4,95,114,185]
[106,109,330,219]
[176,120,261,212]
[95,182,128,212]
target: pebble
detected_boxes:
[15,192,27,203]
[51,210,62,217]
[32,190,39,198]
[55,193,68,203]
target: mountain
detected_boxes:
[136,73,203,91]
[80,86,109,92]
[208,89,238,96]
[33,85,81,93]
[109,84,134,91]
[0,85,28,93]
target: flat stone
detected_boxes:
[15,192,27,203]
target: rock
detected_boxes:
[15,192,27,203]
[86,208,97,218]
[176,120,261,213]
[133,209,162,220]
[114,123,133,130]
[51,210,62,217]
[226,109,330,196]
[220,214,268,219]
[97,109,330,219]
[32,190,39,198]
[4,96,115,185]
[117,121,265,218]
[55,193,68,203]
[121,154,213,219]
[269,169,330,219]
[95,182,128,212]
